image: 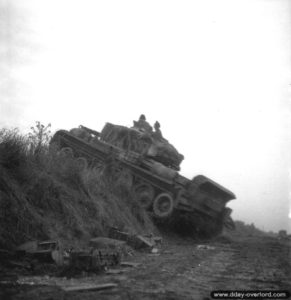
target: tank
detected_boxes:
[51,120,236,238]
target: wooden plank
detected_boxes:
[120,261,141,268]
[62,283,118,292]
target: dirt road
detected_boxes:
[1,235,290,299]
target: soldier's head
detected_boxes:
[154,121,160,129]
[139,114,146,121]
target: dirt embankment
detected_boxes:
[0,129,156,250]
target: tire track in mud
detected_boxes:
[177,238,291,298]
[180,247,237,296]
[112,238,291,299]
[221,239,291,290]
[112,243,238,299]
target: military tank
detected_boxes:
[51,118,235,238]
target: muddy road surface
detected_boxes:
[1,235,290,299]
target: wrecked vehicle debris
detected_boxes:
[108,227,161,251]
[17,240,58,253]
[15,239,121,274]
[65,248,121,273]
[16,240,59,263]
[51,117,236,238]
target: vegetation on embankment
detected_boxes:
[0,125,155,250]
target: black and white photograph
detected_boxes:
[0,0,290,299]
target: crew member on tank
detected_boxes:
[153,121,163,140]
[133,114,153,133]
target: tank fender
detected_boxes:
[150,161,177,180]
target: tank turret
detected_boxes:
[100,122,184,171]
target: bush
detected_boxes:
[0,128,28,170]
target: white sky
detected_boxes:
[1,0,291,233]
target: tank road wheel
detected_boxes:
[76,157,88,171]
[134,183,155,210]
[153,193,174,219]
[59,147,74,158]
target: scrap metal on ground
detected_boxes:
[108,227,162,251]
[14,239,122,274]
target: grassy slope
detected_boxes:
[0,129,155,250]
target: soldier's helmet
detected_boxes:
[139,114,146,121]
[154,121,160,129]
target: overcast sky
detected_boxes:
[1,0,291,233]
